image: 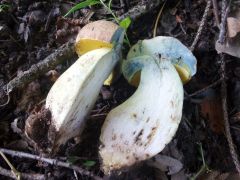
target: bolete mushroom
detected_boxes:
[75,20,122,85]
[25,20,124,153]
[99,36,197,174]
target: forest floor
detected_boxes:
[1,0,240,179]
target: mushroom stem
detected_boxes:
[99,55,183,173]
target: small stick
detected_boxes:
[118,0,162,21]
[220,54,240,174]
[212,0,220,27]
[0,165,45,180]
[190,0,212,51]
[153,1,167,37]
[189,78,222,97]
[217,0,240,174]
[0,151,20,179]
[0,41,76,105]
[218,5,230,44]
[0,148,102,180]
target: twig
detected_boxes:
[220,54,240,174]
[88,113,107,120]
[218,3,230,44]
[153,0,167,37]
[217,0,240,174]
[212,0,220,27]
[221,0,227,22]
[0,165,45,180]
[0,85,10,107]
[0,41,76,105]
[0,148,102,180]
[189,78,222,97]
[190,0,211,51]
[191,143,209,180]
[0,151,20,179]
[118,0,162,21]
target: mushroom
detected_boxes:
[75,20,122,85]
[25,20,124,153]
[99,36,197,174]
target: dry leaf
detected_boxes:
[171,169,187,180]
[147,154,183,175]
[215,7,240,58]
[227,17,240,38]
[176,15,183,23]
[215,35,240,58]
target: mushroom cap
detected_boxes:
[76,20,119,43]
[127,36,197,81]
[75,20,119,55]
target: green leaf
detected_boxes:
[64,0,100,17]
[83,160,96,167]
[0,4,10,12]
[119,17,131,30]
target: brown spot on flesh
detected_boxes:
[111,144,117,148]
[170,114,177,122]
[134,129,144,144]
[112,134,117,140]
[145,127,158,147]
[132,113,137,118]
[133,131,136,135]
[146,117,150,123]
[170,100,174,107]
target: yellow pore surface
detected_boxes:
[129,64,191,87]
[174,64,191,84]
[75,39,113,56]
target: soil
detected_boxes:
[1,0,240,179]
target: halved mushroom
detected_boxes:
[25,21,124,154]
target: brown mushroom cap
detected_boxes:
[76,20,119,43]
